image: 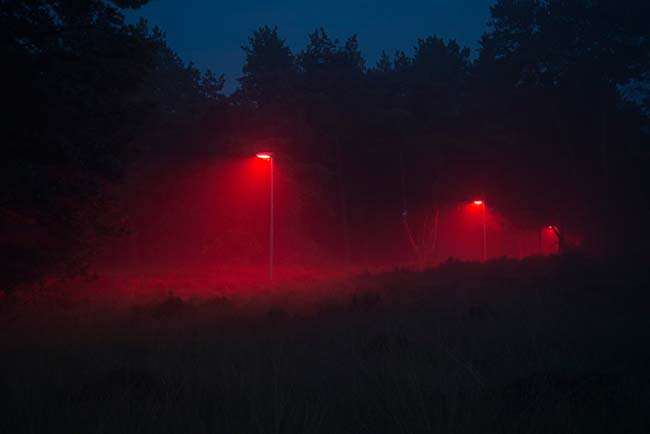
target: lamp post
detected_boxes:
[256,152,274,280]
[473,200,487,261]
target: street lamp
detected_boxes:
[256,152,274,280]
[472,200,487,261]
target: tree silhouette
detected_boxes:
[472,0,650,253]
[239,26,297,111]
[0,0,225,290]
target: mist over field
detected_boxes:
[2,256,649,433]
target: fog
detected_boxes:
[94,156,558,288]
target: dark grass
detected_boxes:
[1,255,649,433]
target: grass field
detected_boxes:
[1,255,649,433]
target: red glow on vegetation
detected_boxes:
[473,200,484,206]
[256,152,272,160]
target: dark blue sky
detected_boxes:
[128,0,495,92]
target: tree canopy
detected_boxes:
[1,0,224,289]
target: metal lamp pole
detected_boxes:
[256,152,274,280]
[482,202,487,262]
[473,200,487,261]
[269,156,274,280]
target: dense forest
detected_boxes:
[2,0,649,290]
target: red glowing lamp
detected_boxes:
[256,152,273,160]
[473,200,484,206]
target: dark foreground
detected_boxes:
[1,255,649,433]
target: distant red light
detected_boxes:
[256,152,272,160]
[473,200,484,206]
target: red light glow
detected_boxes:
[256,152,272,160]
[473,200,484,206]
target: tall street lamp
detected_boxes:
[473,200,487,261]
[256,152,274,280]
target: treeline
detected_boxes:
[2,0,649,290]
[1,0,225,289]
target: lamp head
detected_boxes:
[256,152,273,160]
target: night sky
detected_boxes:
[128,0,494,92]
